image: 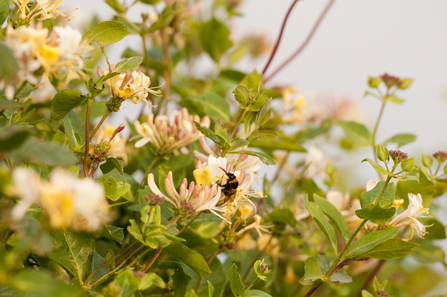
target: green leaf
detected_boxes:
[304,195,338,254]
[249,91,269,111]
[0,98,22,109]
[314,194,351,242]
[207,280,214,297]
[422,153,433,168]
[411,241,445,263]
[105,0,126,13]
[10,137,78,167]
[300,256,324,285]
[386,95,404,104]
[0,125,31,151]
[361,290,374,297]
[249,140,306,153]
[0,43,19,80]
[51,89,85,120]
[0,0,9,26]
[241,70,262,90]
[383,133,416,148]
[338,121,372,146]
[245,290,273,297]
[127,219,144,244]
[401,158,414,172]
[267,207,297,227]
[90,249,110,283]
[163,241,212,277]
[360,181,395,209]
[345,227,398,259]
[12,270,82,297]
[361,158,388,175]
[114,56,144,72]
[115,268,139,297]
[82,21,128,47]
[138,272,157,290]
[186,290,198,297]
[233,85,249,106]
[188,92,230,123]
[247,130,277,142]
[159,262,192,297]
[199,18,233,62]
[397,78,413,90]
[147,5,182,33]
[229,150,276,165]
[376,144,389,162]
[355,204,395,224]
[396,169,434,209]
[101,225,124,243]
[49,229,94,284]
[98,175,131,201]
[100,157,124,175]
[228,264,245,297]
[419,217,446,240]
[62,110,85,149]
[361,238,418,259]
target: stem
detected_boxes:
[433,162,442,180]
[84,98,93,178]
[305,175,393,297]
[101,46,111,71]
[272,152,290,183]
[89,110,111,141]
[13,81,26,99]
[246,278,261,291]
[371,99,387,162]
[229,108,248,142]
[262,0,299,75]
[357,259,386,296]
[263,0,336,84]
[160,29,172,115]
[242,236,273,282]
[166,214,182,228]
[177,213,200,235]
[140,156,161,187]
[142,244,163,273]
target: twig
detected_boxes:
[160,29,172,115]
[357,259,386,296]
[142,244,163,273]
[84,98,93,178]
[262,0,299,75]
[263,0,336,84]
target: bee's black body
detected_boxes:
[217,167,239,205]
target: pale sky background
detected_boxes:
[69,0,447,186]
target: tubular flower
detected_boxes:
[11,167,110,231]
[95,123,128,166]
[147,171,222,219]
[237,214,273,239]
[194,139,260,173]
[13,0,68,21]
[102,67,162,108]
[193,155,261,220]
[134,108,210,154]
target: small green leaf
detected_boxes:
[207,280,214,297]
[397,78,413,90]
[304,195,338,254]
[82,21,128,47]
[422,153,432,168]
[147,5,182,33]
[62,110,85,149]
[383,133,416,148]
[51,89,85,120]
[345,227,398,259]
[185,290,198,297]
[367,76,382,88]
[401,158,414,172]
[245,290,273,297]
[233,85,249,106]
[199,18,233,62]
[228,264,245,297]
[314,194,351,242]
[361,158,388,175]
[247,130,277,141]
[0,43,19,80]
[163,241,212,277]
[241,70,263,90]
[105,0,126,13]
[300,256,324,285]
[361,290,374,297]
[188,92,230,123]
[0,0,9,26]
[100,157,124,175]
[386,95,404,104]
[98,176,131,201]
[355,204,395,224]
[376,144,389,162]
[361,238,418,259]
[396,169,434,209]
[338,121,372,146]
[101,225,124,243]
[114,56,144,72]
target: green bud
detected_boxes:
[396,78,414,90]
[422,153,433,168]
[368,76,382,88]
[106,97,124,112]
[401,158,414,172]
[376,144,389,162]
[254,259,271,281]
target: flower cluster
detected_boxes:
[11,167,110,231]
[280,86,307,124]
[13,0,68,23]
[1,24,87,99]
[134,108,210,154]
[95,123,128,166]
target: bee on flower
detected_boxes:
[134,108,210,155]
[10,167,111,231]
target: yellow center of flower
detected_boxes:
[391,199,404,208]
[193,166,211,187]
[40,44,60,64]
[40,187,74,229]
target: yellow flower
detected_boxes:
[193,166,212,187]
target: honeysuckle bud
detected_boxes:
[433,151,447,163]
[144,193,165,206]
[389,150,408,164]
[254,259,271,281]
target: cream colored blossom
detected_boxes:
[11,167,110,231]
[281,86,306,124]
[13,0,68,21]
[95,123,128,166]
[134,108,210,154]
[147,171,222,219]
[237,214,273,239]
[304,146,330,179]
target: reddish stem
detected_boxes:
[358,259,386,296]
[264,0,336,84]
[84,99,92,178]
[142,244,163,273]
[262,0,299,75]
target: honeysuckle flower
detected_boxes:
[366,180,379,191]
[134,108,210,154]
[236,233,257,250]
[194,139,260,173]
[236,214,273,239]
[95,123,128,166]
[304,146,331,179]
[102,67,161,108]
[13,0,68,21]
[11,167,110,231]
[281,86,306,124]
[147,171,223,220]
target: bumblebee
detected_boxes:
[217,167,239,205]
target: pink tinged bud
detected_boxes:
[239,171,246,184]
[97,66,102,77]
[179,182,187,200]
[182,178,188,187]
[226,164,232,171]
[191,184,201,199]
[188,181,195,193]
[110,64,115,72]
[196,160,203,169]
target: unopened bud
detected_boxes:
[433,151,447,163]
[110,123,125,141]
[389,150,408,164]
[97,66,102,77]
[145,193,165,206]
